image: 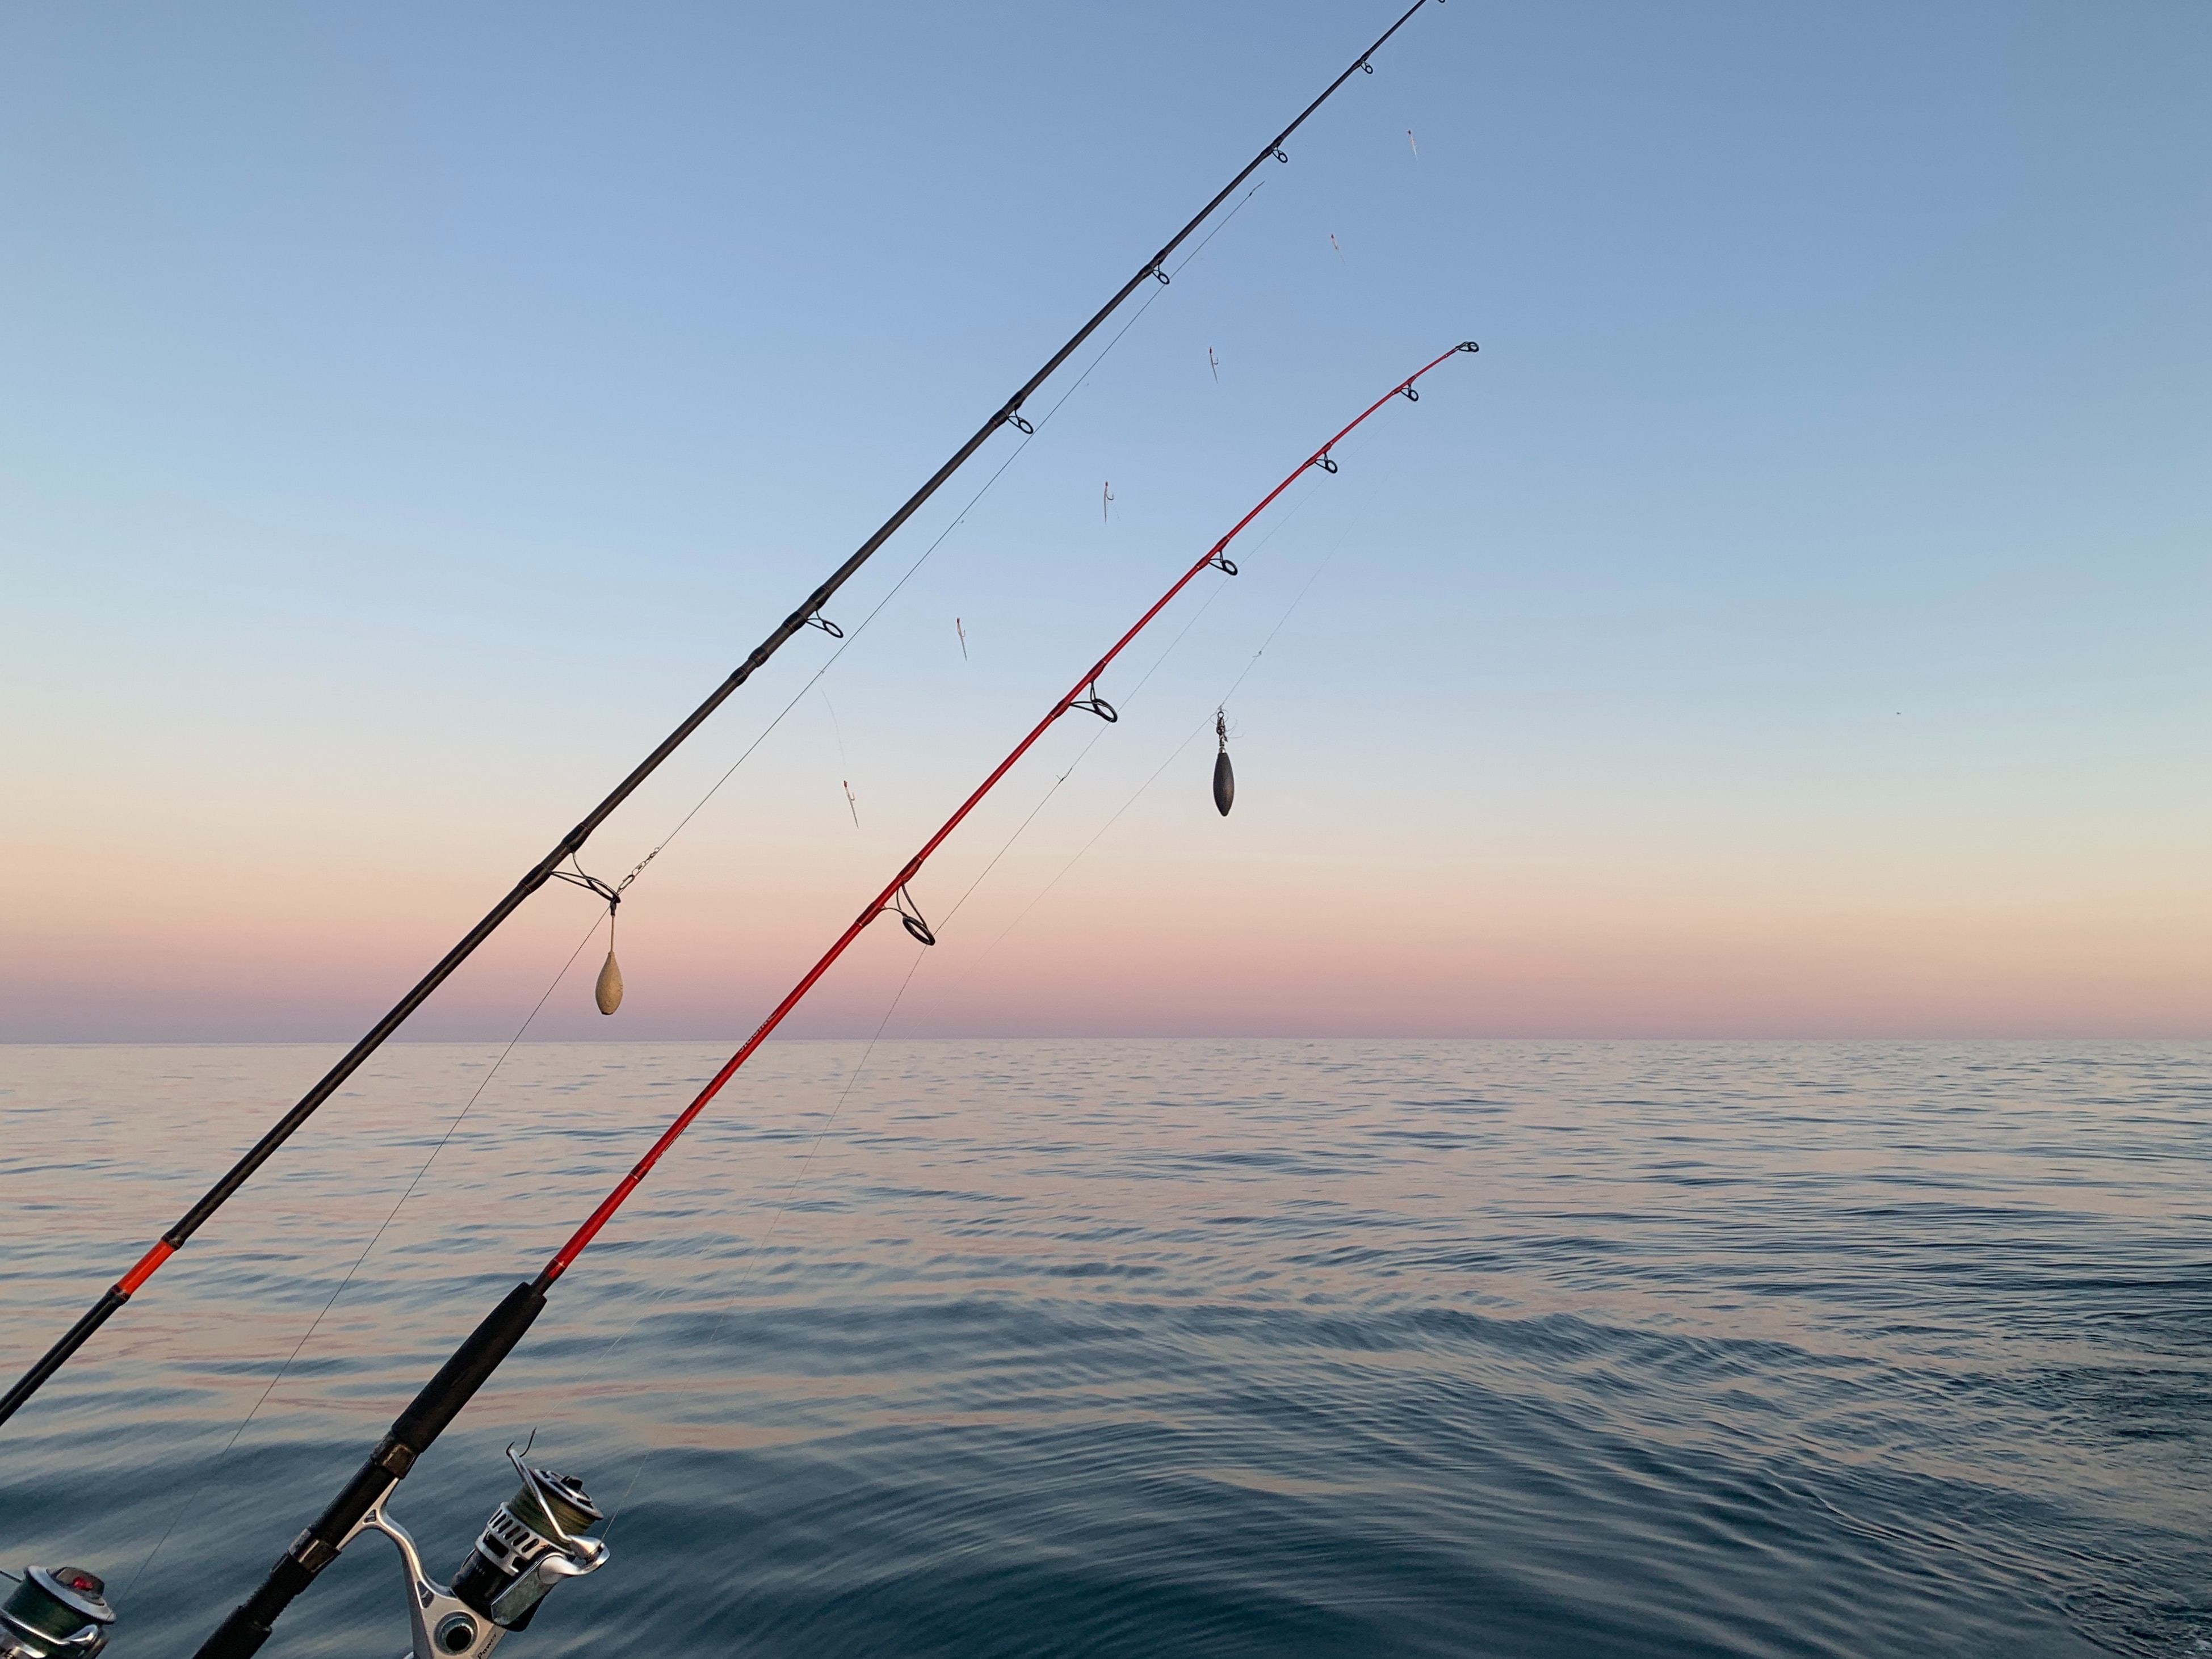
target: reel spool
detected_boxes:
[0,1567,114,1659]
[347,1449,608,1658]
[447,1464,605,1634]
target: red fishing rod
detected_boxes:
[194,341,1476,1659]
[0,0,1449,1436]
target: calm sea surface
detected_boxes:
[1,1041,2206,1657]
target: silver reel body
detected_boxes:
[338,1452,608,1658]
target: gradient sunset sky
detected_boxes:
[6,1,2207,1041]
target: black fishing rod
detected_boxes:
[0,0,1445,1437]
[192,340,1475,1659]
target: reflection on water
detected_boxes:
[1,1040,2207,1656]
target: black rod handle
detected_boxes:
[193,1283,546,1659]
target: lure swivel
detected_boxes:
[1212,711,1237,817]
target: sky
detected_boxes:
[3,0,2206,1042]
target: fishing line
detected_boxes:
[938,464,1328,930]
[564,470,1337,1543]
[157,372,1181,1527]
[820,690,851,778]
[510,369,1357,1465]
[977,488,1366,960]
[13,21,1358,1421]
[494,382,1359,1472]
[819,689,861,826]
[561,358,1397,1398]
[576,444,1348,1470]
[1065,408,1428,896]
[18,173,1285,1534]
[528,555,1266,1492]
[537,937,934,1475]
[573,409,1369,1406]
[463,241,1286,1466]
[192,333,1476,1659]
[121,915,606,1593]
[575,566,1266,1527]
[938,585,1227,925]
[578,469,1346,1513]
[598,182,1270,906]
[591,942,933,1544]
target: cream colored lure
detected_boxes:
[594,949,624,1015]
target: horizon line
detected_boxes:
[5,1033,2209,1048]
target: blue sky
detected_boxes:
[5,1,2207,1040]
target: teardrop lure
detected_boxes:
[1213,748,1235,816]
[594,949,624,1015]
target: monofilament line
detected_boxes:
[980,514,1357,960]
[594,941,933,1542]
[125,917,605,1592]
[608,179,1269,898]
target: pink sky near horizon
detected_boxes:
[11,753,2206,1041]
[11,556,2206,1043]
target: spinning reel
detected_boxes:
[345,1447,608,1658]
[0,1568,113,1658]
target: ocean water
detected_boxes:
[0,1040,2206,1657]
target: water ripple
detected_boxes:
[0,1040,2206,1656]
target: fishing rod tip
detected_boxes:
[1457,340,1479,353]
